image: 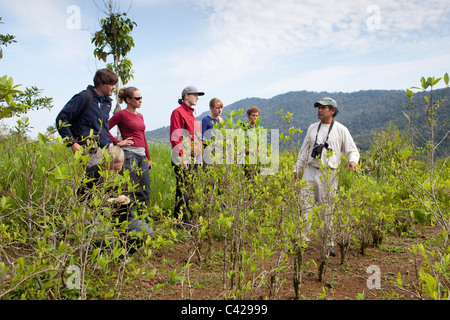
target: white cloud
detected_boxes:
[1,0,95,66]
[257,53,450,96]
[167,0,450,87]
[2,0,450,138]
[1,0,67,37]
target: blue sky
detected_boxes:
[1,0,450,139]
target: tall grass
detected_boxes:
[0,136,176,214]
[0,120,448,300]
[148,141,175,213]
[0,133,159,299]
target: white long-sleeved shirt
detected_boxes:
[293,120,360,172]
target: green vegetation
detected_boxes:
[0,74,448,299]
[0,10,448,301]
[1,17,52,125]
[147,88,449,154]
[148,142,176,212]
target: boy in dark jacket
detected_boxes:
[56,68,119,168]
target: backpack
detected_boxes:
[70,88,94,139]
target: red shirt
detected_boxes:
[170,102,202,157]
[109,109,151,161]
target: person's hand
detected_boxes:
[71,142,81,153]
[148,161,152,170]
[293,172,298,183]
[115,195,130,205]
[117,137,134,147]
[347,161,359,171]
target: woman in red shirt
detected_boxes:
[109,87,152,208]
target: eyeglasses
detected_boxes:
[132,97,143,101]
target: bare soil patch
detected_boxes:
[122,223,438,300]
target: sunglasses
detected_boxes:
[132,97,143,101]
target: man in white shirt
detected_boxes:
[293,97,359,256]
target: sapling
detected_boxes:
[401,73,450,299]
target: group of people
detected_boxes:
[56,69,153,257]
[56,68,360,258]
[169,86,263,222]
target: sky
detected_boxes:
[1,0,450,139]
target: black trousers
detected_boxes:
[172,162,199,222]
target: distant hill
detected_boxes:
[146,89,449,152]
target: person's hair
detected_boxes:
[323,105,339,118]
[93,68,119,87]
[247,106,260,116]
[332,107,339,118]
[118,86,138,104]
[108,145,125,165]
[209,98,223,109]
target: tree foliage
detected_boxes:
[147,89,449,154]
[0,17,52,122]
[91,10,137,86]
[0,17,16,59]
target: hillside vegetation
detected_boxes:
[147,88,449,153]
[0,75,448,301]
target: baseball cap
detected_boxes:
[182,86,205,98]
[314,97,337,109]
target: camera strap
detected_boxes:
[314,119,334,145]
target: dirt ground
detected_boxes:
[122,223,438,301]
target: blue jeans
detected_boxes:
[92,207,154,256]
[124,150,151,208]
[127,209,154,255]
[128,209,154,237]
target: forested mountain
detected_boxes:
[146,89,449,152]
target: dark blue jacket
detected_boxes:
[56,85,113,148]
